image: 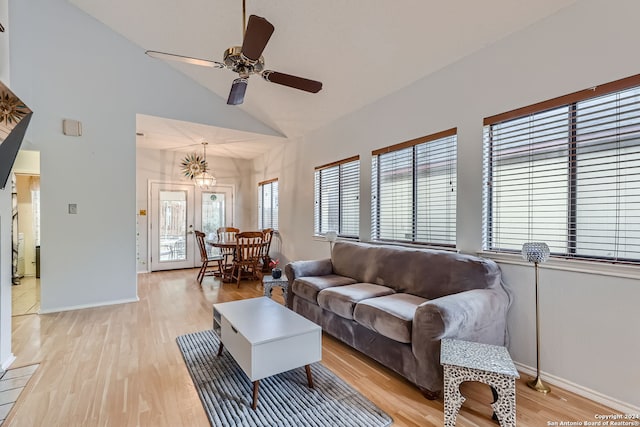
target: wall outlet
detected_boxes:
[68,203,78,214]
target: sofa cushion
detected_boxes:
[353,293,428,344]
[292,275,357,304]
[317,283,395,320]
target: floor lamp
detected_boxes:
[522,242,551,394]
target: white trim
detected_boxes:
[137,270,150,274]
[477,251,640,280]
[1,354,16,371]
[38,297,139,314]
[514,362,640,414]
[312,235,462,253]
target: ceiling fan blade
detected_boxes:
[241,15,274,62]
[261,70,323,93]
[227,78,248,105]
[145,50,225,68]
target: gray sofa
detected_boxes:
[285,241,511,398]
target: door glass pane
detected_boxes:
[159,190,187,262]
[202,192,225,235]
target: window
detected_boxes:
[258,179,278,230]
[371,129,457,246]
[484,73,640,262]
[314,156,360,238]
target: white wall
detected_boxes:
[136,147,256,272]
[258,0,640,411]
[0,0,14,369]
[0,0,8,84]
[13,150,39,175]
[7,0,280,315]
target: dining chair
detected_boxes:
[195,230,224,284]
[216,226,239,276]
[230,231,264,287]
[260,228,274,272]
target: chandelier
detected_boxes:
[194,142,217,189]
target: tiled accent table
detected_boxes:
[262,273,289,302]
[441,339,519,427]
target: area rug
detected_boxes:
[176,330,393,427]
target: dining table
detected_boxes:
[206,232,268,283]
[206,234,237,249]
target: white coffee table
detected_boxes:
[213,297,322,409]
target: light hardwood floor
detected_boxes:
[11,277,40,317]
[5,270,619,426]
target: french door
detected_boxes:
[149,182,233,271]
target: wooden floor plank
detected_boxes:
[5,269,621,426]
[11,277,40,317]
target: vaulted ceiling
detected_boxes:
[71,0,577,158]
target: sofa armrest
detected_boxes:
[285,259,333,281]
[284,259,333,307]
[412,288,510,357]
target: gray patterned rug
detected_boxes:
[176,330,393,427]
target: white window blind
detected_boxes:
[484,74,640,262]
[314,156,360,238]
[371,129,457,247]
[258,179,278,231]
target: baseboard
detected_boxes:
[514,362,640,414]
[137,270,150,274]
[1,354,16,371]
[38,296,140,314]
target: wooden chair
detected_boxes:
[195,230,224,284]
[216,226,239,278]
[260,228,274,272]
[230,231,264,287]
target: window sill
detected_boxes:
[371,240,459,253]
[312,235,359,243]
[477,250,640,280]
[312,236,460,253]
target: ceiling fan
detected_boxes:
[145,1,322,105]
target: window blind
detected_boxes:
[258,179,278,230]
[484,74,640,262]
[314,156,360,238]
[371,129,457,246]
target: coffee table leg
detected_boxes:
[305,364,314,388]
[217,343,224,357]
[252,380,260,410]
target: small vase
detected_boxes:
[271,268,282,279]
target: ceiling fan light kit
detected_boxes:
[228,78,248,105]
[145,2,322,105]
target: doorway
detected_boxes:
[149,181,233,271]
[11,172,41,316]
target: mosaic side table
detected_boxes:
[262,273,289,303]
[441,338,520,427]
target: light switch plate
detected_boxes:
[68,203,78,214]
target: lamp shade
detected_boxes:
[325,231,338,242]
[522,242,550,263]
[194,171,217,189]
